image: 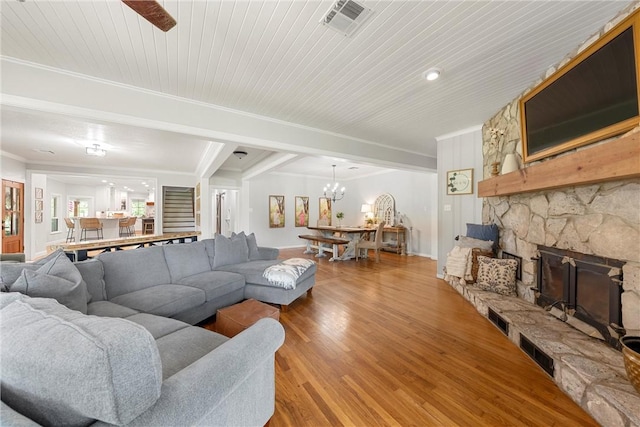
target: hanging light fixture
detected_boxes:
[323,164,345,202]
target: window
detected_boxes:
[131,199,146,217]
[67,197,91,217]
[51,194,60,232]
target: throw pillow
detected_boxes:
[466,248,494,284]
[466,223,499,253]
[9,251,89,314]
[1,296,162,426]
[213,233,249,269]
[456,235,494,251]
[246,232,261,260]
[475,255,518,296]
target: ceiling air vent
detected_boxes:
[321,0,372,37]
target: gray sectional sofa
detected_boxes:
[0,233,316,426]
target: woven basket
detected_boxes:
[621,336,640,394]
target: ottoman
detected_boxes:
[216,299,280,338]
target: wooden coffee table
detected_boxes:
[215,299,280,338]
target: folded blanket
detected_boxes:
[444,246,473,285]
[263,258,315,290]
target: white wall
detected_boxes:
[1,155,26,182]
[436,126,484,276]
[243,169,438,257]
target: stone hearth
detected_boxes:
[447,280,640,426]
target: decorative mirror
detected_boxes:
[373,193,395,226]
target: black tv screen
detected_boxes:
[521,16,639,162]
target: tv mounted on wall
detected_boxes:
[520,9,640,163]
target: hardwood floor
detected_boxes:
[260,248,597,427]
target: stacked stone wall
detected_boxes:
[480,1,640,332]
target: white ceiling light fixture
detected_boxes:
[422,68,441,81]
[321,0,372,37]
[233,150,248,159]
[323,164,346,202]
[86,143,106,157]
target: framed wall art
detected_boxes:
[295,196,309,227]
[35,187,43,200]
[35,199,43,211]
[269,195,285,228]
[446,168,474,195]
[318,197,332,226]
[35,210,43,223]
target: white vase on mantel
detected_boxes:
[501,153,519,175]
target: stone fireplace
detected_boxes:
[463,3,640,425]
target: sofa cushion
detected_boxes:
[232,231,261,261]
[99,246,172,299]
[0,263,39,289]
[110,284,206,317]
[213,234,249,269]
[155,326,228,379]
[9,251,88,314]
[163,241,212,282]
[247,233,261,260]
[217,260,316,287]
[0,295,162,426]
[125,313,190,339]
[74,259,106,301]
[87,300,140,318]
[203,238,215,267]
[178,270,245,301]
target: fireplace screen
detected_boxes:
[536,246,623,348]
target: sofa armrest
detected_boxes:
[257,246,279,260]
[103,318,285,427]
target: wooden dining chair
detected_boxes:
[355,221,386,262]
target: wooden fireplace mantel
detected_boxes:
[478,131,640,198]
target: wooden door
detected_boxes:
[2,180,25,253]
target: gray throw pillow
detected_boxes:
[213,233,249,269]
[1,296,162,426]
[10,251,89,314]
[246,232,261,260]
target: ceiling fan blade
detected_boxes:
[122,1,176,32]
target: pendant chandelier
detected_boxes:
[323,165,345,202]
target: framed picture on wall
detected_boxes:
[35,199,43,211]
[269,195,285,228]
[35,187,43,200]
[35,211,43,223]
[319,197,332,226]
[446,168,474,195]
[295,196,309,227]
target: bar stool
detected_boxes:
[143,218,154,235]
[119,217,135,237]
[79,218,103,241]
[64,218,75,242]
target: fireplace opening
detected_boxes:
[535,246,624,349]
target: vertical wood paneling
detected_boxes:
[0,1,628,154]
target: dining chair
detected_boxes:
[355,221,386,262]
[79,218,104,241]
[64,218,75,242]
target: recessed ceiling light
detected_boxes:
[422,68,441,81]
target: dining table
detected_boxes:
[306,225,374,261]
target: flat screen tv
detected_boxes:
[520,10,640,163]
